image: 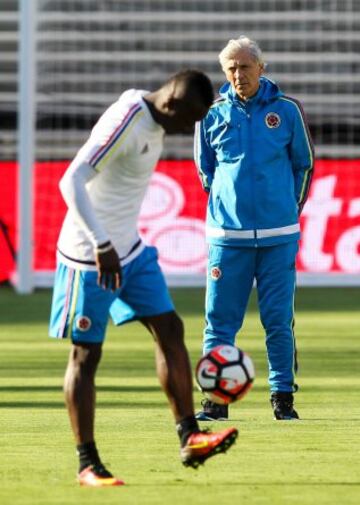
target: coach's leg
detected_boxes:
[256,242,299,393]
[141,311,194,422]
[64,342,102,444]
[204,245,255,354]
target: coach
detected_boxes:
[194,36,314,421]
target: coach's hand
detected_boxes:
[95,242,122,291]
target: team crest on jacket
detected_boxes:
[265,112,281,128]
[210,266,222,280]
[76,316,92,332]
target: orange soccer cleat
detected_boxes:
[77,463,125,487]
[180,427,238,468]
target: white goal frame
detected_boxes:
[15,0,37,293]
[14,0,360,291]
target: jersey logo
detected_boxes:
[76,316,92,332]
[141,143,149,154]
[210,266,222,280]
[265,112,281,128]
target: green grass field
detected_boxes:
[0,286,359,505]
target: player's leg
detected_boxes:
[49,264,124,486]
[256,241,299,420]
[141,311,238,468]
[64,342,102,445]
[197,244,255,420]
[141,311,194,422]
[109,246,238,468]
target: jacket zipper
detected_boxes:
[245,102,258,247]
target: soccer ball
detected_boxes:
[195,345,255,405]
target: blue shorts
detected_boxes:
[49,246,174,344]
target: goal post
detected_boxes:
[16,0,37,293]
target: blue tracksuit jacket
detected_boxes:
[194,77,314,247]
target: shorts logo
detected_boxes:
[265,112,281,128]
[76,316,92,332]
[210,266,222,280]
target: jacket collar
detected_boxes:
[218,77,282,106]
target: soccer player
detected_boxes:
[49,70,238,487]
[194,37,314,421]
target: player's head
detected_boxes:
[219,36,265,100]
[148,69,214,134]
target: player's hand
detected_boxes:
[95,243,122,291]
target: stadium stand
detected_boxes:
[1,0,360,160]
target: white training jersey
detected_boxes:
[57,89,164,270]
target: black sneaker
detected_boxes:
[270,392,299,420]
[195,399,229,421]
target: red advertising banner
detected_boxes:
[298,160,360,274]
[0,159,359,283]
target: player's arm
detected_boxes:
[59,160,121,291]
[59,98,139,290]
[194,119,216,192]
[289,100,315,215]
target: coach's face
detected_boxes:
[223,48,264,101]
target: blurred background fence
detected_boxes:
[1,0,360,290]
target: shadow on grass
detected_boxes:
[1,287,360,325]
[0,384,168,409]
[0,384,161,393]
[0,401,166,409]
[0,383,355,395]
[141,481,360,487]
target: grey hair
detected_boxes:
[218,36,266,69]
